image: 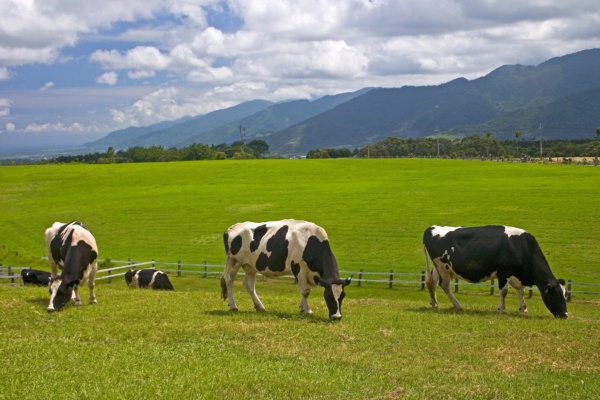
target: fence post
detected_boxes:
[529,288,533,298]
[358,269,363,287]
[490,278,495,295]
[454,278,459,293]
[177,260,181,277]
[389,270,394,289]
[8,266,14,285]
[421,271,425,290]
[152,259,155,269]
[567,279,572,302]
[204,261,208,278]
[108,269,112,284]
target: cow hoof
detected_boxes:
[229,308,239,313]
[255,307,266,312]
[90,300,97,305]
[47,308,55,313]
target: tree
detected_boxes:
[515,131,521,157]
[594,127,600,165]
[485,132,492,158]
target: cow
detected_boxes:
[45,221,98,312]
[423,225,568,318]
[21,268,51,286]
[221,219,351,320]
[125,268,174,290]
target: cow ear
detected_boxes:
[558,278,566,286]
[314,276,323,287]
[70,279,80,288]
[344,275,353,286]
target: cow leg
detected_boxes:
[242,271,266,312]
[299,287,312,314]
[498,278,508,313]
[88,261,97,305]
[222,261,239,312]
[439,277,463,310]
[508,277,527,313]
[516,287,527,313]
[73,286,82,306]
[425,264,439,308]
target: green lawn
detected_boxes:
[1,159,599,399]
[1,159,599,281]
[1,276,599,399]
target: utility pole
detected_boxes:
[239,124,246,153]
[435,126,440,157]
[538,123,543,157]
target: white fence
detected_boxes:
[2,260,599,301]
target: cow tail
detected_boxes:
[220,274,227,300]
[423,244,430,275]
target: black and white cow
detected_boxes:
[423,225,568,318]
[125,268,174,291]
[45,221,98,312]
[221,219,351,320]
[21,268,51,286]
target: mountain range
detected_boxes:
[86,48,600,155]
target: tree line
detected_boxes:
[310,134,600,160]
[47,140,270,164]
[16,133,600,165]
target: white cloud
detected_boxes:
[97,72,118,85]
[1,0,600,146]
[0,67,11,80]
[39,82,55,91]
[5,122,15,131]
[0,98,12,117]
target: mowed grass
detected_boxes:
[1,159,600,399]
[1,277,599,399]
[1,159,600,281]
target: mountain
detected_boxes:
[179,87,374,146]
[87,49,600,155]
[84,119,184,150]
[86,99,274,150]
[267,49,600,154]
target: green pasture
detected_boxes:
[1,159,600,399]
[1,277,599,399]
[1,159,599,281]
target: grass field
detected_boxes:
[1,159,600,399]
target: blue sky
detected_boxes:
[1,0,600,151]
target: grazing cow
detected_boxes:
[221,219,351,320]
[423,225,568,318]
[21,268,51,286]
[45,221,98,312]
[125,268,174,291]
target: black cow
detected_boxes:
[221,219,351,320]
[45,221,98,312]
[125,268,174,290]
[423,225,568,318]
[21,268,51,286]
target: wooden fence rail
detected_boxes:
[2,261,599,301]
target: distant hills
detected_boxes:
[86,49,600,155]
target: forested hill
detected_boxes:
[267,49,600,154]
[86,49,600,156]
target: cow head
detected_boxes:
[316,276,352,320]
[541,279,568,319]
[124,269,136,285]
[47,277,78,312]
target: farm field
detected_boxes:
[1,159,600,282]
[1,159,600,399]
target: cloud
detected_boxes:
[0,98,12,117]
[0,67,11,80]
[39,82,55,91]
[97,72,118,85]
[5,122,15,131]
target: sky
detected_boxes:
[1,0,600,151]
